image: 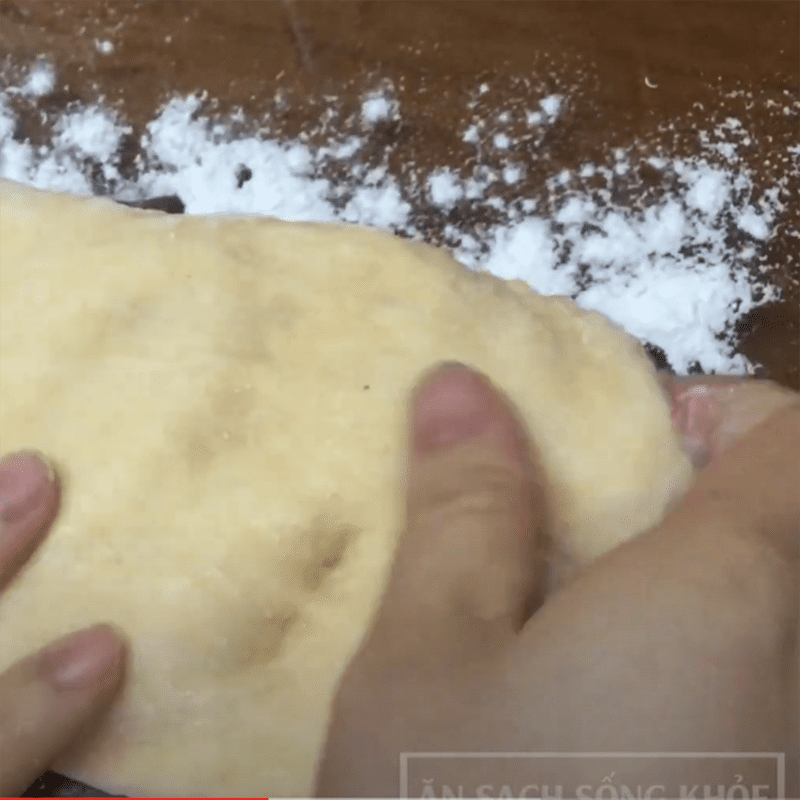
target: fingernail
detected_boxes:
[671,390,718,468]
[412,362,494,453]
[411,362,532,468]
[0,450,55,523]
[38,625,123,691]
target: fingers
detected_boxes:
[369,362,548,672]
[0,450,127,795]
[0,624,126,797]
[0,450,60,592]
[660,373,799,467]
[504,484,798,795]
[316,364,548,796]
[661,374,799,554]
[500,379,799,795]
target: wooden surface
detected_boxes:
[1,5,798,796]
[1,0,798,388]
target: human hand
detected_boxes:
[661,371,800,468]
[0,451,126,797]
[315,364,799,797]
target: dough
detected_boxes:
[0,179,692,797]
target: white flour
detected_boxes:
[1,61,797,374]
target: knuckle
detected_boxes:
[419,458,528,523]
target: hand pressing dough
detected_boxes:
[0,178,692,797]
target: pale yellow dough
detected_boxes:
[0,179,692,797]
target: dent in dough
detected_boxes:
[0,179,692,797]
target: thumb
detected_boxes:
[375,363,548,670]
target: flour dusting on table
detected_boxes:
[1,61,797,375]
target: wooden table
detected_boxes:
[2,4,798,796]
[1,0,797,392]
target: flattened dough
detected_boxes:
[0,179,692,797]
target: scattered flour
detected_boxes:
[361,93,395,124]
[16,60,55,97]
[462,125,479,144]
[540,94,563,118]
[427,170,464,208]
[1,60,795,376]
[493,133,511,149]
